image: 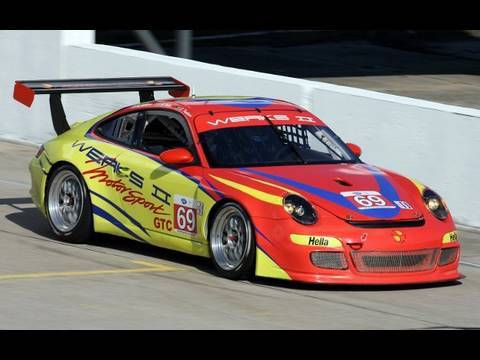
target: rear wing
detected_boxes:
[13,77,190,135]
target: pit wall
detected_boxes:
[2,31,479,228]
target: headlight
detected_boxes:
[423,188,449,220]
[283,194,317,225]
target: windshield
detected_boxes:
[199,125,358,168]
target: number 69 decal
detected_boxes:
[175,205,196,233]
[173,195,203,235]
[341,191,396,210]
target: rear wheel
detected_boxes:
[45,164,93,243]
[209,203,256,280]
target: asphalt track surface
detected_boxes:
[1,141,480,329]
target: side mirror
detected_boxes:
[159,148,194,165]
[346,143,362,157]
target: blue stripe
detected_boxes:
[90,190,149,236]
[255,226,275,246]
[186,97,273,109]
[92,204,145,242]
[242,167,401,219]
[204,178,224,199]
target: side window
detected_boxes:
[96,113,139,146]
[140,112,190,155]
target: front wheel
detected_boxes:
[209,203,256,280]
[45,164,93,243]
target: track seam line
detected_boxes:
[460,261,480,269]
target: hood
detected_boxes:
[210,163,425,223]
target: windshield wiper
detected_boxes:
[261,115,306,164]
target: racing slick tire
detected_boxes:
[45,164,93,244]
[209,202,256,280]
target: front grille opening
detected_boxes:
[347,219,425,228]
[351,249,439,273]
[439,247,459,266]
[311,251,348,270]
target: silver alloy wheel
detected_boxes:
[210,205,252,271]
[48,169,84,233]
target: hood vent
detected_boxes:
[347,218,425,228]
[334,178,352,187]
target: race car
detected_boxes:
[13,77,462,285]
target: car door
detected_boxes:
[78,111,145,239]
[114,110,210,256]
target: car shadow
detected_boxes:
[2,197,218,276]
[2,197,464,292]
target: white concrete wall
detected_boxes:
[1,30,94,143]
[1,31,62,143]
[1,31,479,228]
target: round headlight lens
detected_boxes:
[427,197,440,211]
[423,189,448,220]
[283,195,317,225]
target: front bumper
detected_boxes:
[253,212,462,285]
[283,261,461,285]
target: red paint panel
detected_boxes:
[13,82,35,107]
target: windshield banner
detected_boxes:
[195,110,326,133]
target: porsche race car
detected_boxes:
[13,77,462,285]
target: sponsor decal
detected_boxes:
[75,140,173,216]
[442,231,458,244]
[129,171,144,189]
[207,114,316,127]
[392,230,406,243]
[73,140,121,173]
[394,200,413,210]
[82,164,167,216]
[152,184,172,206]
[173,195,203,235]
[73,140,144,188]
[340,190,396,210]
[154,216,173,232]
[74,140,208,237]
[290,234,343,248]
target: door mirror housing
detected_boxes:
[159,148,194,165]
[346,143,362,157]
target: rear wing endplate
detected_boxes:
[13,77,190,135]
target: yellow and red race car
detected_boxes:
[13,77,461,285]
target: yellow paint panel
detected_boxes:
[255,247,291,280]
[91,194,146,242]
[443,231,458,244]
[247,176,299,195]
[409,178,426,194]
[210,175,283,206]
[290,234,343,248]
